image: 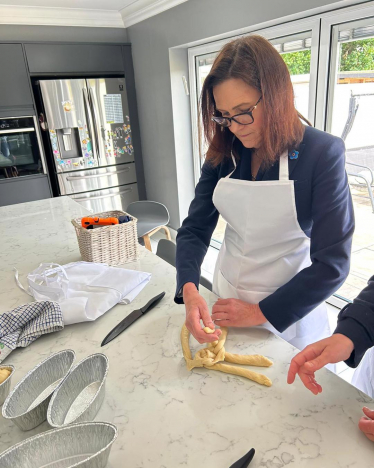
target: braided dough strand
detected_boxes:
[224,353,273,367]
[181,324,272,387]
[209,362,272,387]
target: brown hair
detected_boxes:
[200,35,310,167]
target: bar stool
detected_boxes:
[126,201,171,251]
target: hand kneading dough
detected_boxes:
[181,324,272,387]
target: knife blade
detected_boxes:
[101,291,165,346]
[229,448,255,468]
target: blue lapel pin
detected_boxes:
[289,150,299,160]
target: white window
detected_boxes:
[319,4,374,308]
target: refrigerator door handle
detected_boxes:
[66,167,130,181]
[82,88,98,159]
[88,87,105,159]
[74,187,132,201]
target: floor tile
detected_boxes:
[336,283,363,300]
[349,185,374,254]
[350,249,374,279]
[344,272,370,289]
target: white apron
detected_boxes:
[15,261,151,325]
[212,150,331,350]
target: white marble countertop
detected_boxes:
[0,196,373,467]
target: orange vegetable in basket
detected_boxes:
[81,217,119,228]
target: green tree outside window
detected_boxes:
[281,39,374,75]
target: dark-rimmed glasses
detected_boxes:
[212,95,262,127]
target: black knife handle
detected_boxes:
[229,448,255,468]
[141,291,165,314]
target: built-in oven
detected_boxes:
[0,116,46,179]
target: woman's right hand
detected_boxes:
[183,282,222,344]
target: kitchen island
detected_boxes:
[0,196,373,467]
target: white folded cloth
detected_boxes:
[15,261,151,325]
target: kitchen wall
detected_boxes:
[0,25,128,43]
[127,0,357,229]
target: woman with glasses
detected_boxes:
[175,35,354,350]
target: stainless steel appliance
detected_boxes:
[0,116,46,179]
[38,78,139,212]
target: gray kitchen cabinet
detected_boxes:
[0,44,34,116]
[25,44,125,74]
[0,174,52,206]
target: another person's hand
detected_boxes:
[183,282,221,344]
[359,407,374,442]
[287,334,354,395]
[211,298,267,327]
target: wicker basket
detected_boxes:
[71,210,139,265]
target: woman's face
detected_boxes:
[213,78,263,149]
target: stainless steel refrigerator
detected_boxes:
[38,78,139,212]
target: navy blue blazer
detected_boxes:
[335,275,374,367]
[175,125,355,333]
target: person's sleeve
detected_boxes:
[174,161,220,304]
[259,137,355,332]
[333,275,374,367]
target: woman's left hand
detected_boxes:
[211,298,267,327]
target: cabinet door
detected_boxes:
[25,44,125,74]
[0,44,33,110]
[0,175,52,206]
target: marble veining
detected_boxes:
[0,197,373,467]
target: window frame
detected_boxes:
[316,2,374,130]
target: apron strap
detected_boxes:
[42,264,69,283]
[14,268,33,297]
[14,263,69,297]
[227,147,289,180]
[226,152,237,178]
[225,136,237,178]
[279,151,289,181]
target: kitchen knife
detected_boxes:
[101,291,165,346]
[229,448,255,468]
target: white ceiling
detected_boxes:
[0,0,136,9]
[0,0,188,28]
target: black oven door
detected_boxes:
[0,116,45,179]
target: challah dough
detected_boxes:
[0,368,11,384]
[181,324,272,387]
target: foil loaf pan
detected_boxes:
[0,421,118,468]
[0,365,15,406]
[2,350,75,431]
[48,353,109,428]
